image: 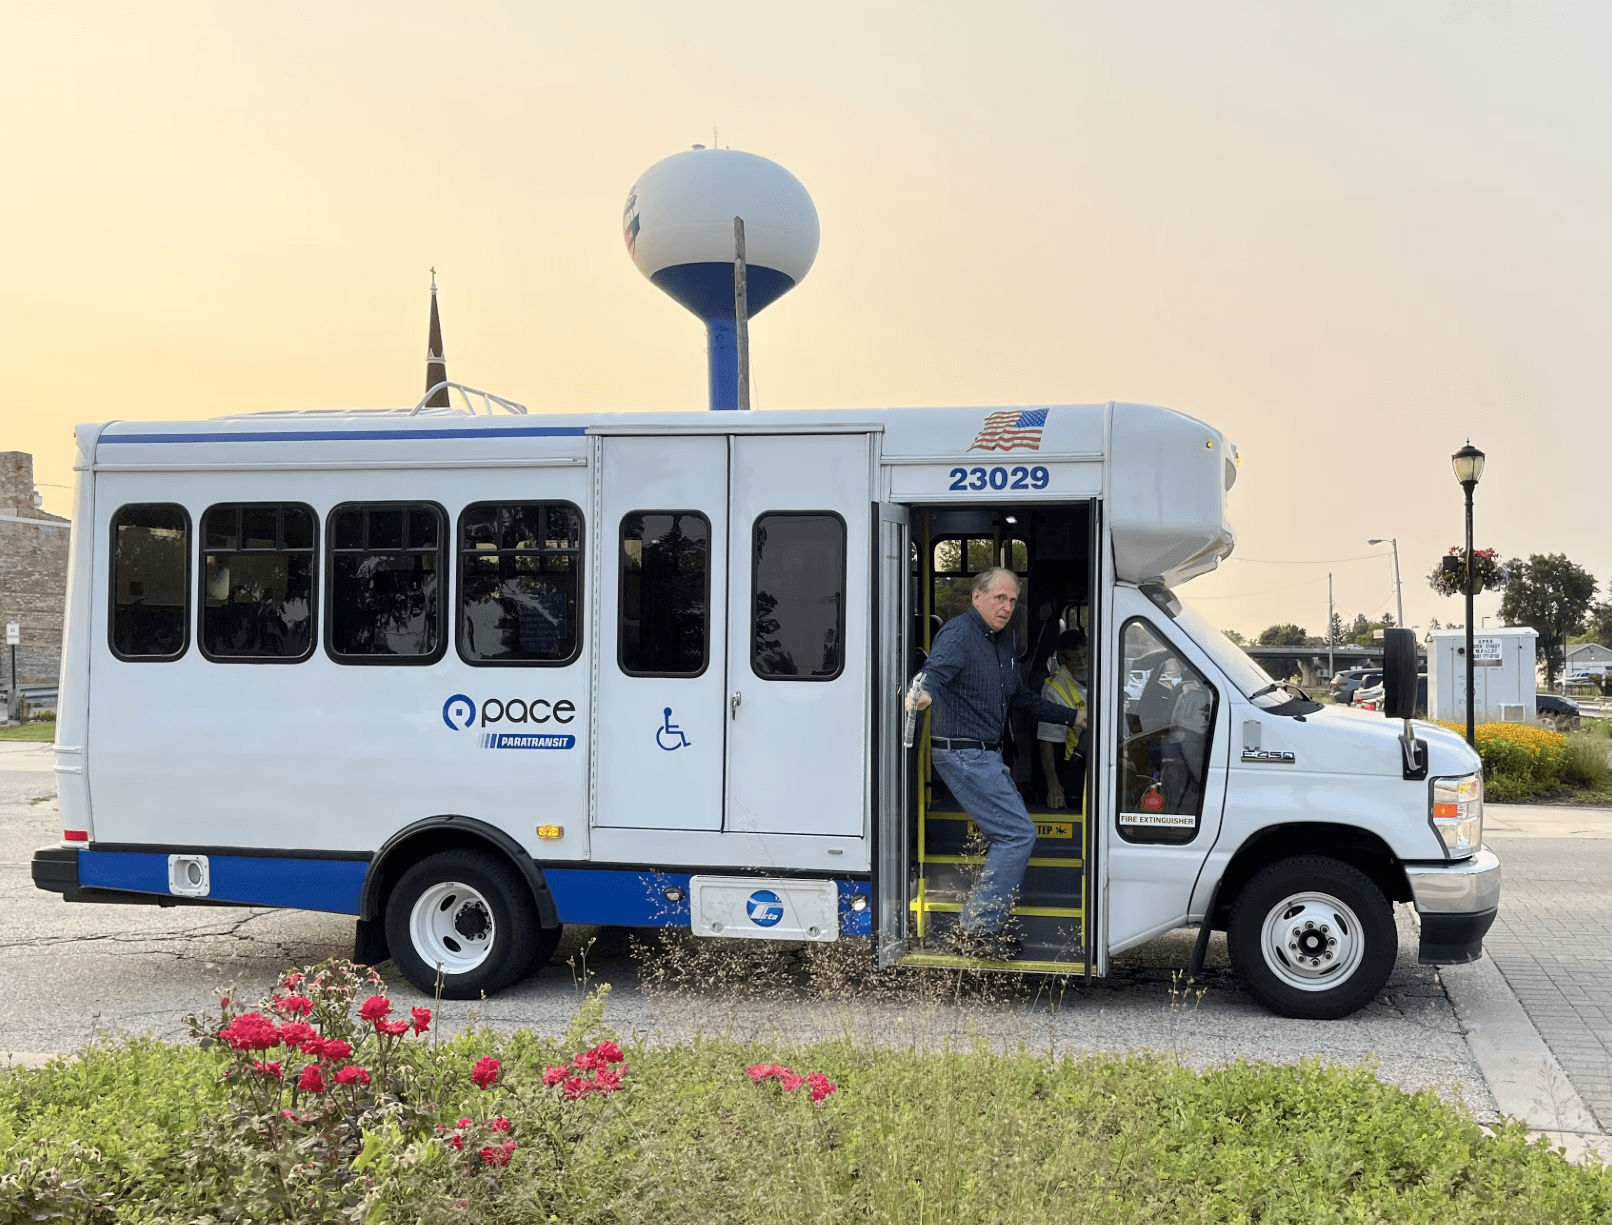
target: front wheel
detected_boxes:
[1227,856,1396,1020]
[384,850,552,999]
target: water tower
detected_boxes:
[623,147,819,410]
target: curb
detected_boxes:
[1440,953,1612,1164]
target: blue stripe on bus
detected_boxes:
[79,851,366,915]
[838,879,872,938]
[99,426,588,444]
[545,869,692,927]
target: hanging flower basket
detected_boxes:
[1427,547,1506,597]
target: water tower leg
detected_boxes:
[706,319,740,411]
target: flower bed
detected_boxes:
[1435,720,1568,799]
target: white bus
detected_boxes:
[32,397,1498,1018]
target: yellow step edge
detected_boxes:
[899,953,1086,973]
[911,901,1084,919]
[921,854,1084,869]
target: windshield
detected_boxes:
[1152,591,1316,713]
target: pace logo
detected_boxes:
[441,694,579,750]
[746,889,785,928]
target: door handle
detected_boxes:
[730,691,742,720]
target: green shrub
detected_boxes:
[1564,732,1612,789]
[9,963,1612,1223]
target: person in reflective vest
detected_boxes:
[1038,629,1089,811]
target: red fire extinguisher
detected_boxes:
[1140,775,1166,813]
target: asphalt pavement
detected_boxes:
[5,736,1610,1155]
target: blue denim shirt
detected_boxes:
[922,606,1082,742]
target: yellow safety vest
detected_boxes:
[1046,669,1086,760]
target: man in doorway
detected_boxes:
[914,567,1085,958]
[1038,629,1089,812]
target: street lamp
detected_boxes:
[1366,538,1404,629]
[1451,442,1486,749]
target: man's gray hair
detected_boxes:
[971,566,1021,595]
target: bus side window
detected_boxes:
[458,502,583,666]
[327,503,447,663]
[752,512,845,680]
[619,511,709,676]
[199,503,316,662]
[110,503,190,661]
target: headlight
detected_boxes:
[1431,773,1483,858]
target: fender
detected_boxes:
[361,815,560,928]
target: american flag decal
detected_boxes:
[969,408,1049,452]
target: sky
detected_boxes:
[5,2,1608,639]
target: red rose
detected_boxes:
[276,994,314,1017]
[479,1140,516,1167]
[312,1038,353,1062]
[411,1006,432,1035]
[593,1067,626,1095]
[542,1065,568,1086]
[333,1065,371,1087]
[219,1012,282,1052]
[297,1065,327,1094]
[560,1076,594,1101]
[779,1070,806,1092]
[374,1019,409,1038]
[489,1116,513,1133]
[745,1063,783,1082]
[591,1040,625,1064]
[806,1073,837,1101]
[450,1134,465,1151]
[252,1060,283,1080]
[278,1022,317,1050]
[471,1057,501,1090]
[358,995,391,1022]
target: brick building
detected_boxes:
[0,452,71,689]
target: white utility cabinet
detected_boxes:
[1427,627,1538,725]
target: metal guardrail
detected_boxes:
[1,685,58,717]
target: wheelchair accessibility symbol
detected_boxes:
[656,707,691,751]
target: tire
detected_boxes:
[384,850,550,999]
[1227,856,1396,1020]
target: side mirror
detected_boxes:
[1382,628,1419,720]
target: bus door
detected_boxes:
[724,434,873,837]
[595,435,729,830]
[1102,585,1229,952]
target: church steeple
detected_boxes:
[424,268,449,408]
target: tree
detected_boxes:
[1498,554,1599,686]
[1223,629,1248,646]
[1327,612,1345,645]
[1257,623,1308,646]
[1577,599,1612,647]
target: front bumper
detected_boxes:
[1404,847,1501,965]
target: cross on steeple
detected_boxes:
[425,270,449,408]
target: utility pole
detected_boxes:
[1328,572,1335,682]
[733,216,751,411]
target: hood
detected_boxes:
[1243,703,1483,779]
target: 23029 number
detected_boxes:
[947,465,1050,492]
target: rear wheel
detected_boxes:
[384,850,550,999]
[1227,856,1396,1020]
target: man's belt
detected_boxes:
[931,737,1001,751]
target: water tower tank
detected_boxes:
[624,147,819,409]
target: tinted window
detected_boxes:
[752,513,845,680]
[619,512,709,676]
[200,503,315,661]
[328,503,445,662]
[110,504,189,660]
[458,502,582,665]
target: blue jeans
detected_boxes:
[930,747,1036,935]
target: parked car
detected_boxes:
[1566,673,1599,689]
[1330,669,1383,705]
[1354,675,1427,717]
[1537,693,1581,732]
